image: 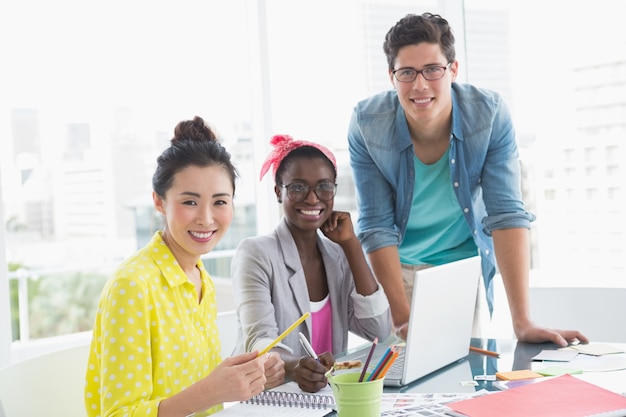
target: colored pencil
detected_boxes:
[376,349,400,380]
[367,345,394,381]
[469,345,500,358]
[358,337,378,382]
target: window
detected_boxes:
[1,0,467,359]
[584,147,596,164]
[543,189,555,200]
[1,0,264,361]
[2,0,626,361]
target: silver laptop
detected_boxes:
[339,256,481,387]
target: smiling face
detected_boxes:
[275,156,336,234]
[390,42,458,130]
[153,164,234,267]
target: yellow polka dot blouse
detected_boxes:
[85,231,222,417]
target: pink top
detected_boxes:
[310,295,333,354]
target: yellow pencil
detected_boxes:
[258,312,310,356]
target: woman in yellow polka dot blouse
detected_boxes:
[85,116,269,417]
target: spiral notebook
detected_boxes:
[216,382,335,416]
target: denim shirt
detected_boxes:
[347,82,536,312]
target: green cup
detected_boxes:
[327,372,384,417]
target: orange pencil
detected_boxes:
[376,349,400,380]
[469,345,500,358]
[367,345,394,381]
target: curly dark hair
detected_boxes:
[383,12,456,71]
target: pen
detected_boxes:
[358,337,378,382]
[469,345,500,358]
[298,331,319,361]
[259,312,310,356]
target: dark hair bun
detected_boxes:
[172,116,218,144]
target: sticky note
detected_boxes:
[495,369,543,380]
[535,365,582,377]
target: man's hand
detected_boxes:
[515,323,589,346]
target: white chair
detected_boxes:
[0,342,90,417]
[216,310,239,358]
[528,287,626,343]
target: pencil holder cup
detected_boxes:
[327,372,384,417]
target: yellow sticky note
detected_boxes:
[495,369,544,380]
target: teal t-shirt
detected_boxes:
[398,151,477,265]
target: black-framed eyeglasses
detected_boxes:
[280,182,337,202]
[392,63,452,82]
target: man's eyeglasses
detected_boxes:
[392,63,452,83]
[280,182,337,202]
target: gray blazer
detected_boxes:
[231,218,391,356]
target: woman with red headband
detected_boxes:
[231,134,391,393]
